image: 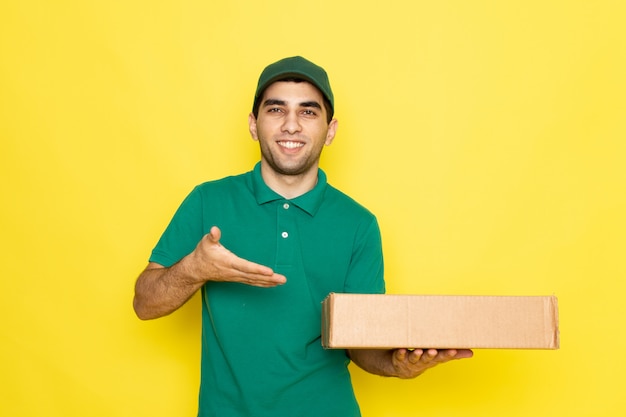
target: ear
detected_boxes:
[248,113,259,141]
[324,118,338,146]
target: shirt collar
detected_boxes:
[251,162,327,217]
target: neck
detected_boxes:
[260,163,319,199]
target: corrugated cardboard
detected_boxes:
[322,293,559,349]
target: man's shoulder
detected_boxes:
[324,183,376,219]
[193,171,251,193]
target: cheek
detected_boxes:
[258,126,274,142]
[256,119,278,137]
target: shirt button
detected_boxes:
[283,203,290,209]
[281,232,289,238]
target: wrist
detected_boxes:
[176,253,206,285]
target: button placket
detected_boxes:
[281,202,290,238]
[275,200,295,267]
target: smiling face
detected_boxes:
[249,80,337,189]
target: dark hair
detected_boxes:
[252,77,334,124]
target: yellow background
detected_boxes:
[1,1,625,416]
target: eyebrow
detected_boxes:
[262,99,322,109]
[263,99,286,107]
[300,101,322,109]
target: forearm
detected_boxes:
[133,258,204,320]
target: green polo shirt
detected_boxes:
[150,162,385,417]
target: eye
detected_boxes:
[302,109,317,116]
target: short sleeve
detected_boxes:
[149,186,205,267]
[342,216,385,294]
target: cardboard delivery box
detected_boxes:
[322,293,559,349]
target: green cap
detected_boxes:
[253,56,334,118]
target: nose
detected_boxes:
[281,111,301,135]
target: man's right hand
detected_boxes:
[133,226,286,320]
[186,226,287,288]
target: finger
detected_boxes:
[453,349,474,359]
[407,349,423,364]
[228,256,287,285]
[394,348,408,363]
[244,272,287,286]
[436,349,473,361]
[440,349,458,359]
[208,226,222,243]
[245,273,288,287]
[430,349,471,364]
[419,349,437,364]
[231,256,277,277]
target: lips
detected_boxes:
[277,140,305,150]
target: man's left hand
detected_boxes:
[391,348,474,379]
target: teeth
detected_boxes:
[279,141,304,149]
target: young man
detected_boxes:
[133,56,472,417]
